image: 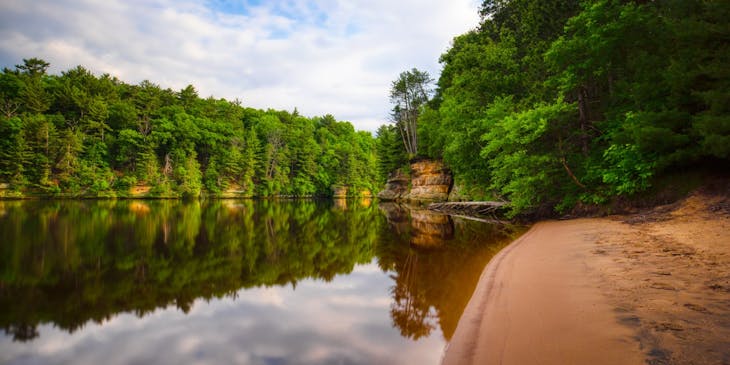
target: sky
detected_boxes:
[0,0,481,132]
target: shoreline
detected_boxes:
[0,195,370,201]
[442,192,730,365]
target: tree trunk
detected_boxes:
[577,86,590,155]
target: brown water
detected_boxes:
[0,199,521,365]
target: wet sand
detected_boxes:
[442,192,730,365]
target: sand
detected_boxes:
[442,192,730,365]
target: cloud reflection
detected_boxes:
[0,200,521,365]
[0,259,443,365]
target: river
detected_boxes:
[0,199,521,365]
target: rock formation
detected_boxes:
[377,170,410,201]
[406,160,453,201]
[378,160,452,202]
[332,185,348,198]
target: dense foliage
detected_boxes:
[411,0,730,215]
[374,124,409,183]
[0,59,379,198]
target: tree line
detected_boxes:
[378,0,729,216]
[0,59,379,198]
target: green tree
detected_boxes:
[375,124,407,183]
[389,68,432,157]
[0,58,378,198]
[17,58,51,114]
[55,129,84,191]
[0,118,30,188]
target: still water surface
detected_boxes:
[0,199,521,365]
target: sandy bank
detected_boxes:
[442,192,730,365]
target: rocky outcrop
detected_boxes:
[377,160,453,202]
[130,184,152,197]
[332,185,348,198]
[377,170,410,201]
[405,160,452,202]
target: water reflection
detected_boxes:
[0,199,522,364]
[379,203,455,248]
[377,203,518,339]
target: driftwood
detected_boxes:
[443,213,507,225]
[428,201,508,217]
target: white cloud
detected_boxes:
[0,0,481,132]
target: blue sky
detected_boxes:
[0,0,480,132]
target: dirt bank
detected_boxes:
[442,192,730,365]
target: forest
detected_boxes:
[0,59,379,198]
[377,0,730,216]
[2,0,728,216]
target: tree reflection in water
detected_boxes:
[390,251,437,340]
[0,200,522,344]
[377,203,522,340]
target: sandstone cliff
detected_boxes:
[406,160,452,201]
[377,170,410,201]
[378,160,452,202]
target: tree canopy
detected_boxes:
[0,59,379,198]
[388,0,730,216]
[389,68,433,157]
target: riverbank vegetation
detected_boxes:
[379,0,729,216]
[0,59,378,198]
[3,1,728,214]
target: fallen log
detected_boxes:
[428,201,509,217]
[443,213,508,225]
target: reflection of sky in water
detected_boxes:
[0,261,444,365]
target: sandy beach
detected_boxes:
[443,191,730,365]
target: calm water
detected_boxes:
[0,199,521,365]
